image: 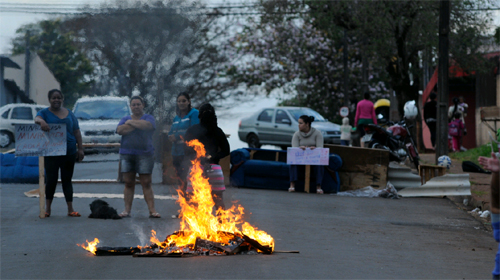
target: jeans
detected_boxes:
[289,165,324,186]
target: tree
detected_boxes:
[62,0,243,123]
[12,19,94,107]
[306,0,494,115]
[224,3,389,121]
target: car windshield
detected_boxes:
[287,108,326,122]
[74,100,129,120]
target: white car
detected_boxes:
[73,96,131,153]
[0,103,47,148]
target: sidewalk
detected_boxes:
[419,153,493,213]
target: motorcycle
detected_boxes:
[362,118,420,169]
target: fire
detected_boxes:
[77,139,274,255]
[77,238,99,255]
[165,139,274,252]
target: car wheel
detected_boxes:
[247,134,261,148]
[0,131,13,148]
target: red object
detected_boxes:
[388,124,408,138]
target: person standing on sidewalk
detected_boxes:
[354,92,377,147]
[478,153,500,280]
[168,93,199,194]
[423,92,438,147]
[34,89,84,218]
[116,96,160,218]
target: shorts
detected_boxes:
[120,154,154,174]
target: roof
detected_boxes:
[3,80,34,104]
[0,56,21,69]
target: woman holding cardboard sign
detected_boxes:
[288,115,324,194]
[34,89,84,218]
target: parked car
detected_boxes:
[238,107,341,149]
[0,103,47,148]
[73,96,131,153]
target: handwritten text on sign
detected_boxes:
[286,147,329,165]
[15,124,67,156]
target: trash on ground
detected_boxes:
[337,181,399,199]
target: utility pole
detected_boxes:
[24,30,30,101]
[436,0,450,162]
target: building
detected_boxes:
[2,52,60,106]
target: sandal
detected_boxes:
[119,212,131,218]
[288,187,295,192]
[316,188,324,194]
[149,212,161,219]
[68,211,81,217]
[45,212,50,218]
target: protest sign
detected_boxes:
[286,147,329,165]
[15,124,67,156]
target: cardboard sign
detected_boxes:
[286,147,329,165]
[15,124,67,156]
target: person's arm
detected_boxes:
[354,103,360,126]
[212,128,230,163]
[479,153,500,214]
[117,123,135,135]
[291,132,300,148]
[34,116,50,132]
[125,119,153,130]
[315,130,324,148]
[74,129,84,162]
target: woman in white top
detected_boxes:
[288,115,325,194]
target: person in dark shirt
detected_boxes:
[423,92,438,147]
[184,103,230,213]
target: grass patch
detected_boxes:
[471,190,488,196]
[449,144,495,165]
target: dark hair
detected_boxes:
[452,97,459,115]
[454,112,461,120]
[48,89,63,99]
[199,103,217,131]
[429,92,437,100]
[130,95,145,106]
[299,115,315,127]
[176,93,192,116]
[364,92,370,100]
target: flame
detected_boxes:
[77,238,99,255]
[165,139,274,251]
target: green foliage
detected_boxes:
[449,144,495,165]
[12,19,94,108]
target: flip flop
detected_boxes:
[119,212,131,218]
[68,212,81,217]
[45,212,50,217]
[149,212,161,219]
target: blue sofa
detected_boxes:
[0,153,39,184]
[230,148,343,193]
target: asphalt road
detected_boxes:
[1,156,498,279]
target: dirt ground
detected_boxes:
[418,153,493,228]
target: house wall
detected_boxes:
[4,54,59,106]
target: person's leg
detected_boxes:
[289,165,298,191]
[428,122,436,147]
[315,166,325,194]
[44,156,61,216]
[60,154,77,214]
[120,154,136,216]
[172,156,186,193]
[139,174,159,217]
[212,190,225,212]
[452,136,459,151]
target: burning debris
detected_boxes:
[78,140,275,257]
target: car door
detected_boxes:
[255,109,275,143]
[274,109,295,144]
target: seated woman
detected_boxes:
[288,115,325,194]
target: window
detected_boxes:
[74,100,130,120]
[11,107,33,120]
[35,107,44,113]
[287,108,326,122]
[275,110,291,124]
[1,109,10,119]
[257,109,274,122]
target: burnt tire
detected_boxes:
[247,134,261,148]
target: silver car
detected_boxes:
[238,107,341,149]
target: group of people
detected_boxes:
[35,90,229,219]
[424,91,468,152]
